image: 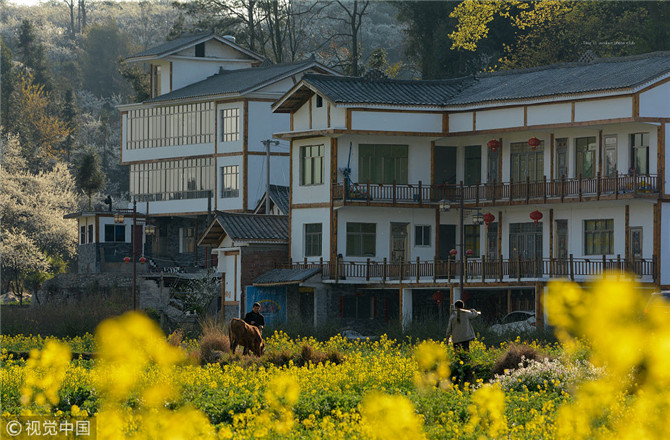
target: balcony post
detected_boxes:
[602,254,606,278]
[499,257,503,282]
[475,182,479,206]
[416,256,420,283]
[633,169,638,195]
[517,253,521,282]
[578,173,583,201]
[561,174,565,202]
[433,259,437,283]
[320,257,323,274]
[550,254,554,278]
[399,260,404,283]
[569,254,574,281]
[653,254,658,283]
[617,254,622,280]
[526,176,530,204]
[304,257,307,266]
[383,257,387,283]
[366,258,370,282]
[367,180,371,205]
[482,254,486,282]
[393,180,397,205]
[418,181,422,206]
[597,171,601,200]
[543,175,547,203]
[615,174,619,199]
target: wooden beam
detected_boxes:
[345,109,352,130]
[625,204,630,261]
[430,141,435,185]
[243,100,249,211]
[598,130,603,179]
[550,133,555,181]
[654,202,661,286]
[658,123,666,195]
[289,140,293,262]
[327,102,331,128]
[549,208,554,259]
[309,96,313,130]
[435,208,440,261]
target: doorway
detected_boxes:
[390,223,409,262]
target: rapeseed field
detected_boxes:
[1,275,668,439]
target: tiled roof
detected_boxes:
[269,185,290,214]
[449,51,670,105]
[146,60,329,103]
[290,51,670,108]
[302,73,470,107]
[213,211,288,241]
[128,32,214,59]
[253,268,320,286]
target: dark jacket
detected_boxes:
[244,310,265,328]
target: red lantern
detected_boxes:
[432,290,445,305]
[449,249,458,256]
[483,212,495,227]
[530,210,543,224]
[528,137,541,150]
[123,256,131,263]
[139,256,146,264]
[487,139,501,152]
[466,249,474,256]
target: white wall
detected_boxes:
[477,107,524,131]
[527,103,572,126]
[351,111,442,133]
[145,199,211,215]
[216,236,242,302]
[293,100,311,131]
[216,102,244,154]
[336,206,436,262]
[122,143,215,163]
[290,207,331,260]
[248,101,290,153]
[330,106,346,128]
[661,202,670,286]
[574,97,632,122]
[449,112,474,132]
[640,80,670,118]
[216,155,244,211]
[292,136,331,204]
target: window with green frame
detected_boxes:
[346,223,376,257]
[304,223,322,257]
[300,145,324,185]
[584,219,614,255]
[464,225,480,257]
[358,144,408,184]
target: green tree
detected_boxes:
[17,20,53,92]
[395,1,513,78]
[80,20,132,97]
[76,148,105,208]
[61,88,78,161]
[1,37,17,135]
[10,73,71,172]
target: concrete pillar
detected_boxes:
[313,286,329,327]
[401,288,413,331]
[452,286,463,304]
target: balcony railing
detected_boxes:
[333,173,659,206]
[284,255,656,284]
[133,190,213,202]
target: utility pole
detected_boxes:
[261,139,279,213]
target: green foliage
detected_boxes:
[75,149,105,208]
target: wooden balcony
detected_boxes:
[285,255,657,285]
[333,173,660,207]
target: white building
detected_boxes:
[108,33,336,273]
[269,52,670,328]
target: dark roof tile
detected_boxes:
[214,211,288,241]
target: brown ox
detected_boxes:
[229,318,264,356]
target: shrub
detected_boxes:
[491,357,602,393]
[491,343,547,376]
[198,320,230,364]
[167,329,184,347]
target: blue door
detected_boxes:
[245,286,287,327]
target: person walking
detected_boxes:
[445,300,480,352]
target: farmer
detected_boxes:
[244,302,265,333]
[445,300,481,352]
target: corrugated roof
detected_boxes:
[213,211,288,241]
[146,60,329,103]
[284,51,670,109]
[253,268,320,286]
[269,185,290,214]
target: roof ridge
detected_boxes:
[303,72,469,86]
